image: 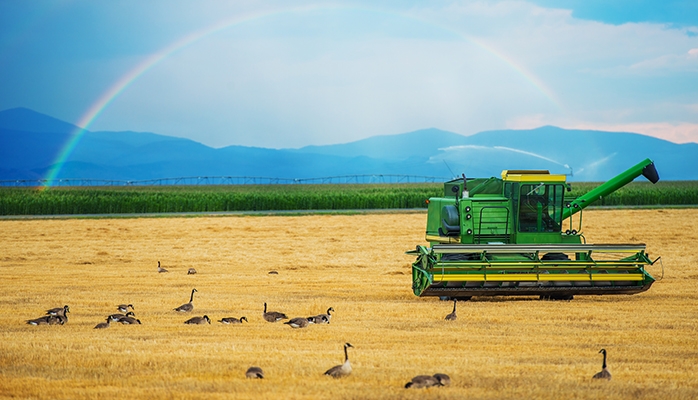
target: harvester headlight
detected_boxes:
[465,206,472,212]
[466,229,473,235]
[466,214,472,220]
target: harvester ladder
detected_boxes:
[475,206,510,244]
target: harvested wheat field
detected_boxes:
[0,209,697,399]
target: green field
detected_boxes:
[0,181,697,215]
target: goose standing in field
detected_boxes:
[219,316,247,324]
[592,349,612,380]
[263,302,288,322]
[184,315,211,325]
[174,288,197,312]
[324,343,354,378]
[94,317,111,329]
[246,366,264,379]
[46,305,70,317]
[445,299,457,321]
[187,268,197,275]
[117,304,134,313]
[284,317,310,329]
[157,261,168,273]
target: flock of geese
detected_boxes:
[25,263,612,387]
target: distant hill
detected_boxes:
[1,107,696,182]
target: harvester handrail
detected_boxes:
[432,244,646,254]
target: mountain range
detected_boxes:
[1,107,696,182]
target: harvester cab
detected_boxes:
[411,158,660,300]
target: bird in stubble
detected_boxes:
[404,373,450,389]
[592,349,612,380]
[45,305,70,317]
[324,343,354,378]
[26,315,63,325]
[309,307,334,324]
[219,316,247,324]
[187,268,197,275]
[262,302,287,322]
[445,299,457,321]
[284,317,309,328]
[174,289,197,312]
[94,317,111,329]
[246,366,264,379]
[109,311,136,322]
[157,261,168,273]
[184,315,211,325]
[117,304,134,313]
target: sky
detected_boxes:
[1,0,697,149]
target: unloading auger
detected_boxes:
[409,158,661,300]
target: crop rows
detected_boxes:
[0,181,696,215]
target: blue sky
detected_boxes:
[1,1,697,148]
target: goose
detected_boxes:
[174,289,197,312]
[404,375,441,389]
[309,307,334,324]
[592,349,612,380]
[219,316,248,324]
[109,311,136,322]
[263,302,288,322]
[433,373,451,386]
[187,268,197,275]
[284,317,309,329]
[157,261,168,273]
[118,316,142,325]
[46,305,70,317]
[184,315,211,325]
[324,343,353,378]
[94,317,111,329]
[53,314,67,325]
[307,315,329,324]
[26,316,52,325]
[246,366,264,379]
[117,304,134,313]
[445,300,457,321]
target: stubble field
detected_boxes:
[0,209,697,399]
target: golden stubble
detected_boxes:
[0,209,697,399]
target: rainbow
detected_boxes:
[42,5,562,187]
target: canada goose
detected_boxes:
[268,270,278,275]
[324,343,353,378]
[307,315,329,324]
[26,316,52,325]
[187,268,197,275]
[404,375,441,389]
[219,316,248,324]
[309,307,334,324]
[433,373,451,386]
[109,311,136,322]
[117,304,134,313]
[184,315,211,325]
[445,300,457,321]
[174,289,197,312]
[284,317,309,328]
[118,316,142,325]
[263,302,288,322]
[157,261,168,273]
[46,305,70,317]
[94,317,111,329]
[592,349,612,380]
[246,366,264,379]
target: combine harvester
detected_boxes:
[409,158,661,300]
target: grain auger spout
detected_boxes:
[409,159,660,301]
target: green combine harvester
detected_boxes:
[409,158,661,300]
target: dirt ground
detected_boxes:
[0,209,696,399]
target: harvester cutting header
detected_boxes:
[410,158,660,300]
